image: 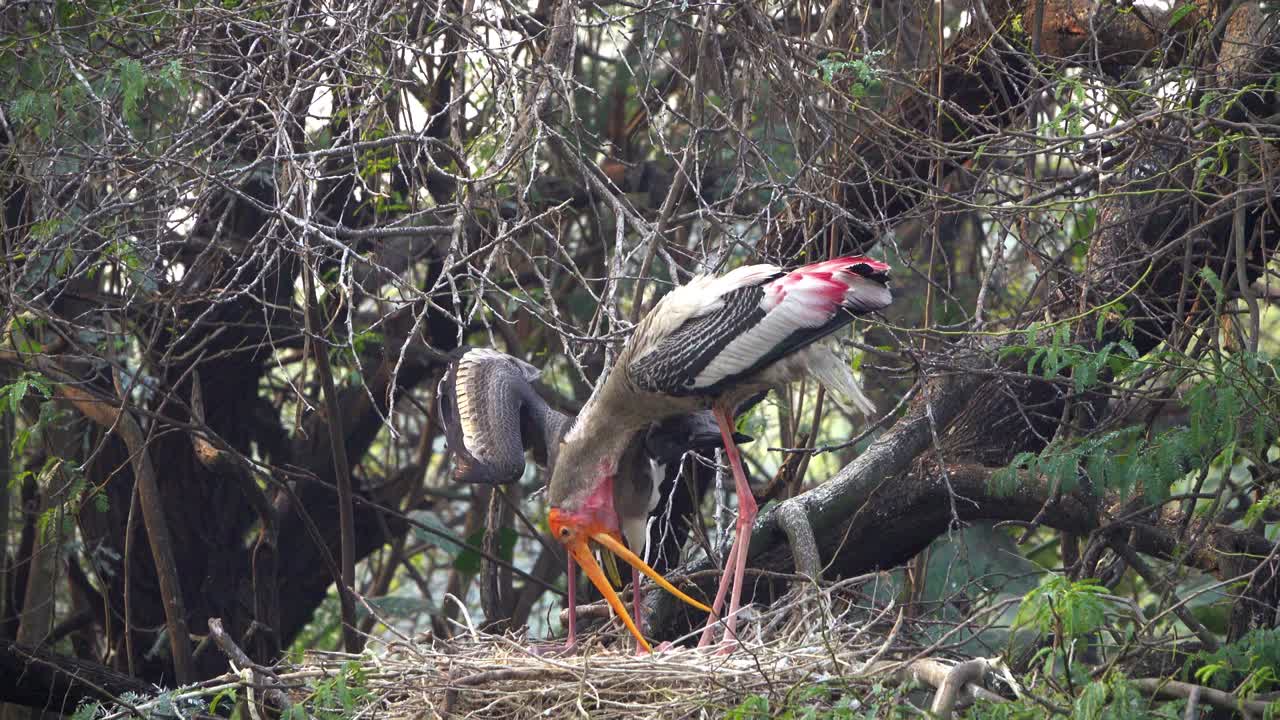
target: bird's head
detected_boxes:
[548,473,711,653]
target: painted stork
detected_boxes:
[437,348,736,648]
[547,255,892,651]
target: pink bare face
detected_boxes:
[549,476,710,653]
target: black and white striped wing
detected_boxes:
[437,348,570,485]
[628,257,891,398]
[629,284,774,397]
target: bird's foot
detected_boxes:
[716,638,739,656]
[529,639,579,657]
[692,633,739,654]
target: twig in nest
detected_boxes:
[208,618,294,712]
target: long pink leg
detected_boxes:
[717,406,757,646]
[699,406,758,649]
[697,528,739,647]
[565,555,578,651]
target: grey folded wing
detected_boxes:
[437,348,570,484]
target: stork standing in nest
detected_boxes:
[548,256,892,651]
[438,348,734,649]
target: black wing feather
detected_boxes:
[629,284,867,397]
[644,411,753,465]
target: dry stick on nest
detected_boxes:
[297,581,1035,719]
[207,618,295,713]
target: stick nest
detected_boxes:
[295,586,927,719]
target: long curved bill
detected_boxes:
[564,538,651,652]
[589,533,713,615]
[564,532,713,654]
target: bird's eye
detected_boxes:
[559,527,571,538]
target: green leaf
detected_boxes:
[1073,680,1108,720]
[358,594,438,620]
[208,686,238,714]
[992,452,1037,496]
[9,376,29,414]
[1168,3,1196,26]
[727,694,770,720]
[116,58,147,124]
[1199,267,1225,306]
[69,701,101,720]
[1015,575,1111,638]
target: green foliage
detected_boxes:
[968,699,1047,719]
[1051,77,1089,151]
[308,661,374,719]
[1014,575,1111,639]
[726,694,770,719]
[289,596,343,653]
[1070,677,1182,720]
[723,683,869,720]
[969,677,1186,720]
[991,353,1278,506]
[1244,487,1280,527]
[815,51,885,99]
[1000,323,1140,392]
[453,527,518,574]
[208,685,238,714]
[1167,1,1197,24]
[1,371,58,463]
[69,701,102,720]
[66,689,209,719]
[9,89,58,141]
[2,370,53,416]
[411,510,464,554]
[357,594,438,621]
[115,58,147,125]
[1189,628,1280,697]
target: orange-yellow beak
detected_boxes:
[550,508,712,653]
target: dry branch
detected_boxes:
[55,382,195,684]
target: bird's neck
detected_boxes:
[547,432,631,510]
[549,386,644,510]
[564,370,647,444]
[549,364,658,510]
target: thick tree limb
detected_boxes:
[648,453,1271,638]
[1131,677,1274,716]
[0,640,150,715]
[861,658,1008,713]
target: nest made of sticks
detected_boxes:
[81,583,1015,720]
[290,584,996,720]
